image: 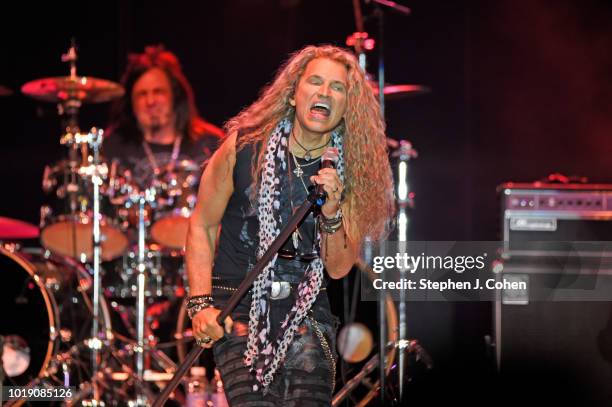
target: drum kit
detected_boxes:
[2,24,430,405]
[1,43,202,406]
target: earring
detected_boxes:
[289,98,296,107]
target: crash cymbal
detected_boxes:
[0,85,13,96]
[21,76,124,104]
[0,216,39,240]
[368,81,430,100]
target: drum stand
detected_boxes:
[81,129,160,406]
[393,140,418,403]
[51,48,107,401]
[344,2,432,403]
[119,188,178,406]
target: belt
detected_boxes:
[278,249,318,262]
[213,279,326,300]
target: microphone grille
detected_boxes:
[322,147,339,164]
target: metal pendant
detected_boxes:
[293,166,303,177]
[304,151,312,161]
[292,228,301,249]
[270,281,292,300]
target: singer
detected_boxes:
[185,45,394,406]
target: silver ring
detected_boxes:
[196,336,213,345]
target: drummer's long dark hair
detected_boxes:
[107,45,223,143]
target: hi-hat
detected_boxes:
[22,76,124,104]
[0,216,39,240]
[368,80,430,100]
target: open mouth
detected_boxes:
[309,101,331,118]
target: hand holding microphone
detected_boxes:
[310,147,343,219]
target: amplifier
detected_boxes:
[493,182,612,406]
[499,182,612,242]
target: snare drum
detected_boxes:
[40,158,128,261]
[0,247,112,386]
[150,160,201,250]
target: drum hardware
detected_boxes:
[346,31,429,99]
[26,41,128,263]
[0,247,113,396]
[87,155,185,404]
[39,129,129,262]
[346,1,425,403]
[120,185,183,406]
[393,139,418,402]
[20,38,124,107]
[124,186,157,406]
[333,339,432,407]
[108,249,164,298]
[87,127,106,405]
[22,40,127,405]
[13,41,187,405]
[103,249,185,302]
[149,159,201,251]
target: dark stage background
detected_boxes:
[2,0,612,404]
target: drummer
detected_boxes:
[104,45,223,188]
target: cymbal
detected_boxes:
[0,216,39,240]
[21,76,124,104]
[0,85,13,96]
[368,81,430,100]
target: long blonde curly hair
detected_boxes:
[226,45,394,243]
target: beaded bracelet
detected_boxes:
[320,206,343,234]
[321,207,342,223]
[320,220,342,234]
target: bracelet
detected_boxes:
[320,222,342,234]
[320,217,343,234]
[186,294,214,307]
[187,302,214,319]
[320,207,342,224]
[186,295,214,319]
[187,294,214,301]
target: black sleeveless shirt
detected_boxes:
[211,135,329,321]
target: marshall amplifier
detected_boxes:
[493,182,612,406]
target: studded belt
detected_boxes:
[212,278,325,301]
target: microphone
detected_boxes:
[316,147,339,203]
[321,147,339,170]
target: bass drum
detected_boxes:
[0,247,112,387]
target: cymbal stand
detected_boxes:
[393,140,417,402]
[87,128,105,405]
[60,39,81,132]
[133,186,157,406]
[58,41,84,260]
[349,1,412,402]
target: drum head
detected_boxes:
[1,248,112,387]
[40,218,128,261]
[0,248,54,385]
[150,216,190,250]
